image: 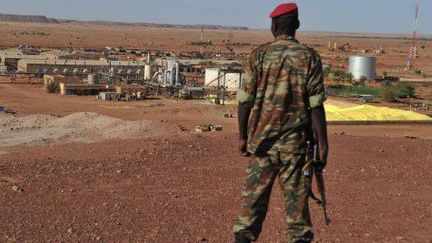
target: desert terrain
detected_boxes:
[1,83,432,242]
[1,21,432,242]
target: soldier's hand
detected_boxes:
[239,139,250,157]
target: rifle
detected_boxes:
[304,142,331,226]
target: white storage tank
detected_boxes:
[88,74,98,85]
[144,65,152,80]
[166,60,179,86]
[349,55,376,81]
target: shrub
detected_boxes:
[331,85,380,97]
[324,67,352,82]
[380,82,416,102]
[393,82,416,98]
[380,85,397,102]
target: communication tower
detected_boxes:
[407,2,420,69]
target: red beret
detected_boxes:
[270,3,298,19]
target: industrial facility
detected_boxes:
[0,44,247,102]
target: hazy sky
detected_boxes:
[1,0,431,34]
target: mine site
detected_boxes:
[1,1,432,243]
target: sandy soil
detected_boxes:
[0,112,170,149]
[1,84,432,242]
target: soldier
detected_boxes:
[233,3,329,243]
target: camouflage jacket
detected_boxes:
[237,35,326,155]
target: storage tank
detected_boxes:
[166,60,179,86]
[88,74,98,85]
[349,56,376,81]
[157,68,164,83]
[144,65,152,80]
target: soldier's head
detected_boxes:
[270,3,300,38]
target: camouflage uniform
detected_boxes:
[233,35,326,242]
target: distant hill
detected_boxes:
[0,13,60,23]
[0,13,249,30]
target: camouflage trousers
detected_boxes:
[233,150,313,242]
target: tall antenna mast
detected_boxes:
[200,26,204,55]
[408,1,419,69]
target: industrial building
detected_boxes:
[17,59,146,75]
[156,58,240,86]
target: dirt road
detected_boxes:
[1,84,432,242]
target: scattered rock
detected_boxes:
[195,124,223,133]
[11,185,23,192]
[67,228,73,234]
[197,237,209,243]
[404,135,419,140]
[178,125,189,132]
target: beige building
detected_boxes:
[0,48,71,70]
